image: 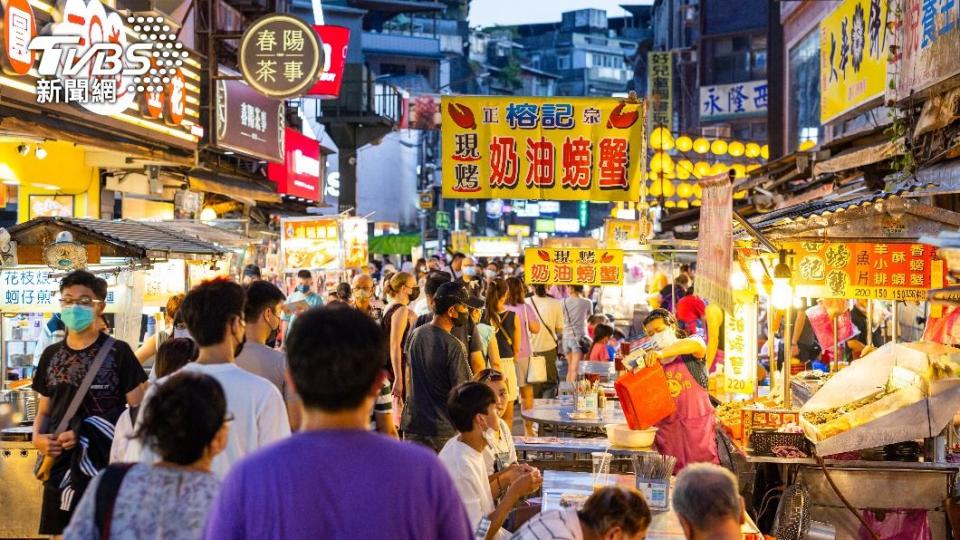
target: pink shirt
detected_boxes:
[506,303,534,359]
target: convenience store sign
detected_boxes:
[783,241,943,301]
[524,248,624,286]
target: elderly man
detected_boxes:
[351,273,381,320]
[673,464,745,540]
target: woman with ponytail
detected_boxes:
[381,272,419,422]
[64,372,228,539]
[483,279,521,427]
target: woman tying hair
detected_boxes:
[64,372,229,539]
[381,271,419,425]
[641,308,718,471]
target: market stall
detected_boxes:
[0,217,225,538]
[279,215,369,291]
[715,190,960,539]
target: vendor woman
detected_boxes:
[642,308,719,471]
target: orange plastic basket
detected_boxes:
[614,364,677,430]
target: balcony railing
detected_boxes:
[319,65,403,125]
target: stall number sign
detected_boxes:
[724,290,757,397]
[239,14,323,99]
[785,241,943,301]
[524,248,624,286]
[442,96,646,202]
[0,269,116,311]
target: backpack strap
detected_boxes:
[95,463,135,540]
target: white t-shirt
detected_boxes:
[127,362,290,479]
[510,509,583,540]
[438,437,510,540]
[483,418,518,476]
[528,296,564,353]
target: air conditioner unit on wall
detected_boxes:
[701,125,731,138]
[679,49,697,63]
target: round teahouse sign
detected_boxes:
[239,14,324,99]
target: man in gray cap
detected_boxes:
[402,281,485,453]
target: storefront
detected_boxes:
[0,0,203,223]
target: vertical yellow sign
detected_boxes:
[820,0,889,122]
[724,290,758,397]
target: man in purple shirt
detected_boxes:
[204,307,473,540]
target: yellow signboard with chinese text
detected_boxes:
[507,224,531,237]
[819,0,889,122]
[603,218,643,248]
[442,96,646,201]
[524,248,624,286]
[281,218,340,270]
[783,241,944,301]
[724,290,758,397]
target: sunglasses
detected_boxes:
[475,369,504,383]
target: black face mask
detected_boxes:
[450,308,467,327]
[266,316,280,348]
[234,327,246,357]
[409,286,421,302]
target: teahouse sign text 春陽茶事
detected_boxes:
[239,14,324,99]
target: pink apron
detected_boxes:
[654,356,719,472]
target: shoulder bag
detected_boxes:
[526,301,553,384]
[35,337,116,481]
[95,463,135,540]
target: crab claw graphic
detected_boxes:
[447,103,477,129]
[607,102,639,129]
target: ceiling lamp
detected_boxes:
[745,142,761,158]
[727,141,745,157]
[650,127,674,151]
[711,139,728,155]
[675,135,693,152]
[693,137,710,154]
[760,145,770,159]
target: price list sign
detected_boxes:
[785,241,944,301]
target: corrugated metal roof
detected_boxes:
[747,190,896,231]
[10,217,225,259]
[147,221,252,249]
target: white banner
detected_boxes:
[699,80,768,120]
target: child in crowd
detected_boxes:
[588,324,615,361]
[475,369,517,475]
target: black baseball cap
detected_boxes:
[242,264,261,278]
[434,282,484,314]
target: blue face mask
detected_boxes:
[297,284,311,294]
[463,266,477,277]
[61,305,95,332]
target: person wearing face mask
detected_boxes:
[458,256,483,296]
[439,382,542,540]
[284,269,324,333]
[639,309,717,472]
[403,282,484,453]
[32,271,147,537]
[236,281,302,431]
[130,279,290,479]
[484,264,499,283]
[352,273,382,320]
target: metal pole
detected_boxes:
[783,305,793,408]
[767,296,775,394]
[866,299,874,348]
[892,301,899,343]
[832,315,839,373]
[670,252,676,311]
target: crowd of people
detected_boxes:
[27,253,753,540]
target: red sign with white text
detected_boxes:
[307,25,349,98]
[268,128,323,201]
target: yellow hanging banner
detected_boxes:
[524,247,624,286]
[723,290,758,397]
[442,96,646,201]
[819,0,889,123]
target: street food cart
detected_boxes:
[719,191,960,539]
[0,217,225,538]
[279,216,368,291]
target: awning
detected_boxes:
[899,159,960,197]
[369,233,421,255]
[146,221,254,250]
[188,169,281,205]
[8,217,225,260]
[812,138,903,176]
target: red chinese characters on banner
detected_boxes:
[598,138,629,189]
[525,137,555,188]
[489,136,519,188]
[562,136,592,189]
[523,248,624,286]
[786,241,943,301]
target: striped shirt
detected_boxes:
[510,509,583,540]
[376,378,393,414]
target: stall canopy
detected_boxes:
[146,221,254,250]
[369,233,421,255]
[737,189,960,242]
[188,168,282,206]
[8,217,225,262]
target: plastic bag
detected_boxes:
[858,509,931,540]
